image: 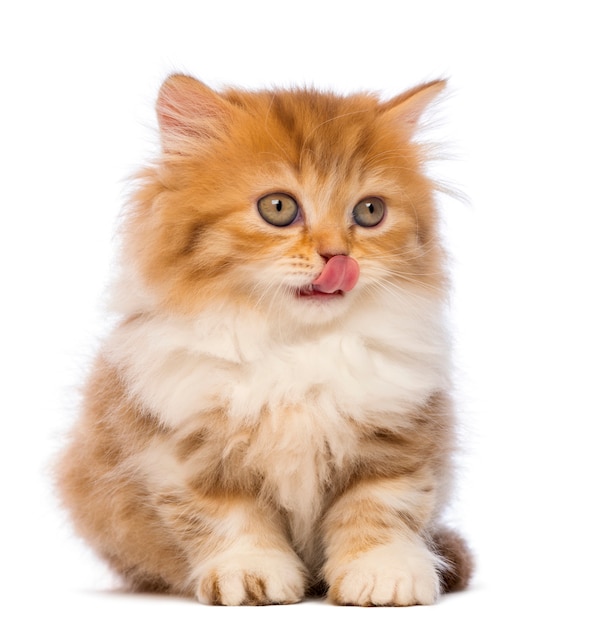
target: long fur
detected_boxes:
[56,74,472,606]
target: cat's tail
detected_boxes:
[430,527,474,593]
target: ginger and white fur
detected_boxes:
[57,75,472,606]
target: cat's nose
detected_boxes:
[314,229,349,261]
[319,249,349,262]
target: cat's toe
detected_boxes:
[196,551,307,605]
[327,542,439,607]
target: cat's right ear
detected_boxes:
[156,74,230,153]
[380,79,447,138]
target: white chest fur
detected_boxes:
[106,291,450,433]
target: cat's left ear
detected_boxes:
[380,79,446,136]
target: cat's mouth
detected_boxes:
[296,285,344,299]
[297,255,359,301]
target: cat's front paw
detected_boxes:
[195,550,307,605]
[327,541,440,607]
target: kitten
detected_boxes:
[56,74,473,606]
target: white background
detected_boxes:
[2,1,606,624]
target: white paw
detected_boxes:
[195,549,307,605]
[328,540,440,606]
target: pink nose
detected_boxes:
[312,255,360,293]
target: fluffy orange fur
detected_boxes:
[56,74,472,606]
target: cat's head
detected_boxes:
[120,74,447,328]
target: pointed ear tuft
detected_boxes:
[381,79,447,136]
[156,74,230,152]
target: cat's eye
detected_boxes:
[352,197,385,227]
[257,193,299,227]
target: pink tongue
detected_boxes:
[312,255,360,293]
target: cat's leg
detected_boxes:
[158,491,307,605]
[322,472,441,606]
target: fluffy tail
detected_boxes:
[431,527,474,592]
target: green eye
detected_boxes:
[257,193,299,227]
[353,197,385,227]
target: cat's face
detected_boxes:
[124,76,446,327]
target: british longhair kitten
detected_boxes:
[57,74,473,606]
